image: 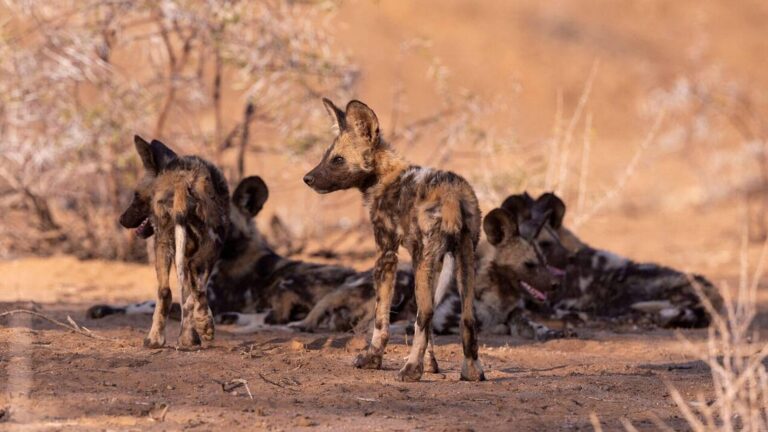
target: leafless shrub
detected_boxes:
[644,64,768,239]
[0,0,356,260]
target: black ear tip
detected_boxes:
[134,135,148,145]
[346,99,371,111]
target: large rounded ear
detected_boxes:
[483,208,520,246]
[345,100,379,144]
[322,97,346,131]
[535,192,566,229]
[233,176,269,217]
[134,135,177,174]
[501,193,534,223]
[134,135,155,173]
[149,139,178,172]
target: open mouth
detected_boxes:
[521,281,547,302]
[135,217,154,239]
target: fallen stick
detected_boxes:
[0,309,112,341]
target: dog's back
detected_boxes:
[151,156,229,259]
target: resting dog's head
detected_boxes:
[501,191,575,270]
[303,98,380,194]
[483,207,561,304]
[119,135,178,238]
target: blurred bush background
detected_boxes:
[1,0,766,270]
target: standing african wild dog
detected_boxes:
[120,136,229,348]
[503,191,723,328]
[304,98,485,382]
[93,175,415,333]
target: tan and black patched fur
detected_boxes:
[304,98,485,382]
[94,175,414,333]
[433,208,570,341]
[207,176,414,332]
[120,136,229,348]
[505,192,723,328]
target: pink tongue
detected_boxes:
[548,265,566,277]
[522,281,547,301]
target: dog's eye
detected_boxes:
[540,241,552,249]
[524,261,537,271]
[332,156,345,165]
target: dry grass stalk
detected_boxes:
[556,60,599,200]
[652,217,768,431]
[576,111,593,216]
[572,109,665,229]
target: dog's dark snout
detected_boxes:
[303,175,315,186]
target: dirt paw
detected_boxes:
[460,359,486,382]
[194,313,215,342]
[287,321,314,333]
[353,351,382,369]
[143,335,165,349]
[536,329,566,342]
[425,354,440,374]
[178,327,201,348]
[398,362,424,382]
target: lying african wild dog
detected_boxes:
[432,207,569,341]
[91,175,415,332]
[304,98,485,382]
[120,136,229,348]
[502,192,723,328]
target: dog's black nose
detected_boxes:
[303,175,315,186]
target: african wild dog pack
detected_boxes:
[103,96,722,385]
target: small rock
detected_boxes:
[345,336,368,352]
[296,416,317,427]
[289,339,306,351]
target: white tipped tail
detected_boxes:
[174,224,186,321]
[434,253,455,305]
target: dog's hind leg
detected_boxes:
[176,225,201,348]
[190,267,215,343]
[398,247,439,382]
[145,240,173,348]
[456,232,485,381]
[424,254,453,374]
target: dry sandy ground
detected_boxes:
[0,299,719,431]
[0,256,761,431]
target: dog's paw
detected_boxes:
[353,351,382,370]
[287,320,313,333]
[178,324,201,348]
[194,313,215,342]
[86,305,116,319]
[460,359,486,382]
[143,334,166,349]
[535,328,567,342]
[397,362,424,382]
[424,352,440,374]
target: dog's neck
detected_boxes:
[360,140,408,202]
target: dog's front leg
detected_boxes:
[354,248,398,370]
[144,239,173,348]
